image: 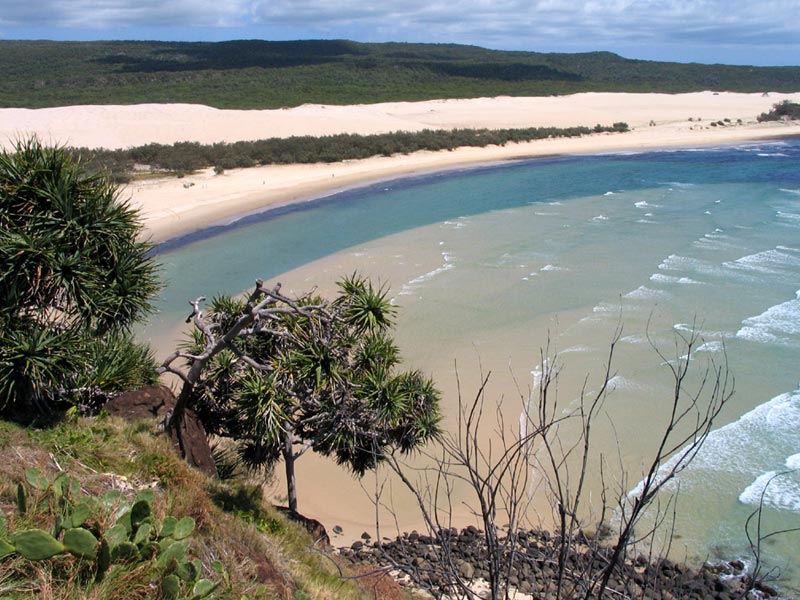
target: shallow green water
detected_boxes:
[145,140,800,591]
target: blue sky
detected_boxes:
[1,0,798,66]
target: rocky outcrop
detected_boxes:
[104,385,217,477]
[105,384,174,420]
[275,507,331,547]
[339,526,781,600]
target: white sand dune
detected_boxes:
[2,91,799,243]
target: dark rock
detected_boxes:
[105,385,216,477]
[351,541,363,551]
[275,507,331,547]
[335,524,771,600]
[518,580,533,594]
[104,384,174,420]
[457,560,475,579]
[361,531,371,540]
[332,525,343,535]
[756,582,779,596]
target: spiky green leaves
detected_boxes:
[180,272,442,507]
[0,138,159,417]
[336,273,395,334]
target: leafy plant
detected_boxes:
[0,139,160,419]
[0,467,218,598]
[757,100,800,122]
[2,40,800,110]
[162,274,442,513]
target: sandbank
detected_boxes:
[1,91,799,244]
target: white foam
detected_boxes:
[786,454,800,470]
[592,215,609,221]
[739,470,800,512]
[442,219,467,229]
[604,191,615,196]
[722,248,800,282]
[560,345,590,354]
[540,264,567,272]
[408,263,454,285]
[634,200,650,208]
[693,238,734,251]
[658,254,719,277]
[659,181,696,188]
[591,302,619,314]
[628,388,800,508]
[736,290,800,345]
[779,188,800,196]
[672,323,733,339]
[691,388,800,474]
[607,375,647,392]
[650,273,703,285]
[623,285,669,300]
[400,259,456,295]
[695,341,724,353]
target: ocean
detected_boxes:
[144,138,800,592]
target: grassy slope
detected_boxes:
[0,416,383,600]
[1,39,799,109]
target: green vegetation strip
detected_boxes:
[758,100,800,121]
[75,123,629,182]
[2,40,799,109]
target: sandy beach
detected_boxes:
[1,91,799,244]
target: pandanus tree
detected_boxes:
[0,139,159,418]
[160,275,441,512]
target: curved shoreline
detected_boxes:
[4,91,798,244]
[135,122,800,246]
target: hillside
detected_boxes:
[2,39,799,109]
[0,413,394,600]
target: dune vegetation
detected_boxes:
[71,123,629,183]
[2,39,799,109]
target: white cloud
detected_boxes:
[1,0,251,28]
[251,0,799,48]
[1,0,798,63]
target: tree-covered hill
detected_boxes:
[1,39,799,109]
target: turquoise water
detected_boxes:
[146,139,800,591]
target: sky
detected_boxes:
[1,0,798,66]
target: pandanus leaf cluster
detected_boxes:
[176,273,442,511]
[0,139,160,418]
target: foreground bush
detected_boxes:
[0,139,160,419]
